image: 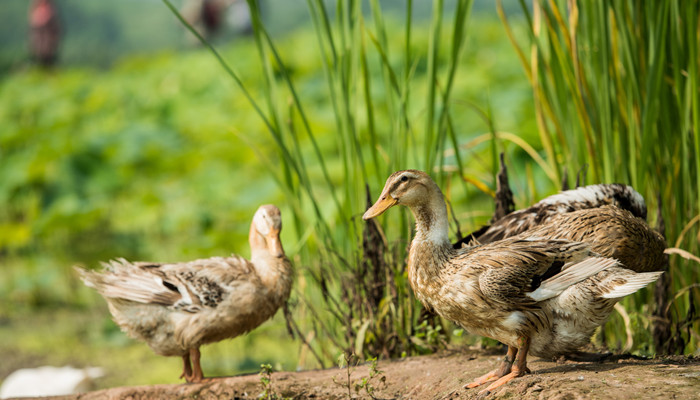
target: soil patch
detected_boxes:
[14,349,700,400]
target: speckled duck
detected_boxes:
[77,205,293,383]
[363,170,661,394]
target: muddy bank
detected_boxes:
[21,349,700,400]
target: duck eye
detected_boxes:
[400,176,408,182]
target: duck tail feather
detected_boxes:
[75,265,179,305]
[527,257,618,302]
[601,271,663,299]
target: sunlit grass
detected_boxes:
[1,7,537,383]
[162,0,544,366]
[5,0,696,390]
[160,0,700,369]
[499,0,700,353]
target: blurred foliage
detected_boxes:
[3,0,696,391]
[0,0,518,73]
[0,0,186,72]
[0,307,298,387]
[164,0,559,367]
[0,3,538,387]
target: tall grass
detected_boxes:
[164,0,477,363]
[163,0,699,365]
[499,0,700,354]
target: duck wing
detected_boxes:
[465,238,616,308]
[77,256,256,313]
[520,206,667,273]
[455,184,646,247]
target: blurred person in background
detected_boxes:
[181,0,257,44]
[29,0,61,67]
[182,0,229,40]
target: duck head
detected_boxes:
[363,170,440,219]
[363,170,451,245]
[251,204,285,258]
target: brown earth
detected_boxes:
[20,349,700,400]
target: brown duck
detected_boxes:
[520,205,666,273]
[456,179,668,366]
[76,205,293,383]
[363,170,661,394]
[455,183,648,247]
[455,182,666,274]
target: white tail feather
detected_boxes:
[75,265,179,305]
[527,257,618,302]
[601,271,663,299]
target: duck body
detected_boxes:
[90,255,290,357]
[364,170,661,393]
[77,205,292,382]
[410,235,649,359]
[522,205,666,273]
[456,183,648,247]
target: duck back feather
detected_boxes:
[456,183,647,247]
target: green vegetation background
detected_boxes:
[1,0,697,391]
[1,0,535,388]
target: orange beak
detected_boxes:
[267,230,285,258]
[362,194,397,220]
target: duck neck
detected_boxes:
[249,226,292,296]
[249,224,270,266]
[409,191,452,249]
[405,190,454,298]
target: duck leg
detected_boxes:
[179,352,193,381]
[188,347,205,383]
[465,346,517,388]
[478,337,531,395]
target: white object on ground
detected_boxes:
[0,366,104,398]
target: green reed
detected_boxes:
[499,0,700,354]
[163,0,699,364]
[164,0,478,363]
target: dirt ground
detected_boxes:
[22,349,700,400]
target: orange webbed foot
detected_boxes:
[474,339,530,395]
[465,369,500,388]
[185,375,210,384]
[465,346,516,389]
[477,365,530,395]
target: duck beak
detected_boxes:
[363,194,397,220]
[267,230,285,258]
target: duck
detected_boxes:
[76,204,293,383]
[454,183,648,247]
[363,170,662,394]
[518,205,666,273]
[455,184,666,273]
